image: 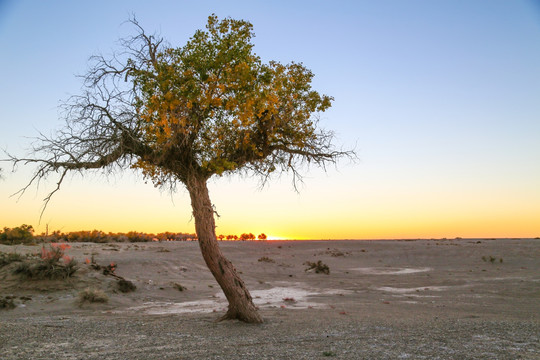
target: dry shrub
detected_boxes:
[117,279,137,293]
[13,247,78,280]
[14,259,78,280]
[173,283,186,291]
[78,288,108,304]
[1,296,16,310]
[304,260,330,274]
[257,256,275,263]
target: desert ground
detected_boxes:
[1,238,539,359]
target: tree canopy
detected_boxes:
[12,15,348,198]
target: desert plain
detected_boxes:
[1,238,539,359]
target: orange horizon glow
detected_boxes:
[1,221,537,241]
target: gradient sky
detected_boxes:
[1,0,539,239]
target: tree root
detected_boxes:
[218,307,264,324]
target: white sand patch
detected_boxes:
[124,300,225,315]
[375,286,458,299]
[120,283,352,315]
[352,267,432,275]
[376,286,449,294]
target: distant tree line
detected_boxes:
[0,224,35,245]
[0,225,267,244]
[42,230,199,243]
[218,233,267,241]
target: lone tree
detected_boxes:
[10,15,353,323]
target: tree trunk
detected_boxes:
[186,173,263,323]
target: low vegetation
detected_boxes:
[304,260,330,274]
[117,279,137,293]
[78,288,109,305]
[13,244,78,280]
[0,296,16,310]
[257,256,275,263]
[173,282,187,291]
[482,256,503,264]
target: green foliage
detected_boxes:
[0,224,34,245]
[127,14,337,185]
[304,260,330,274]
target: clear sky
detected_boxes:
[1,0,539,239]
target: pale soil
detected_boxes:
[1,239,539,359]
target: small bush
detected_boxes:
[0,296,16,310]
[117,279,137,293]
[78,288,108,304]
[482,256,503,264]
[257,256,275,263]
[13,245,78,280]
[322,351,336,357]
[14,258,78,280]
[304,260,330,274]
[173,283,186,291]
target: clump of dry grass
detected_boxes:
[304,260,330,274]
[173,283,186,291]
[258,256,275,263]
[482,256,503,263]
[78,288,108,305]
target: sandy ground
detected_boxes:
[1,239,539,359]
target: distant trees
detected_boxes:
[218,233,266,241]
[0,224,34,245]
[0,226,197,244]
[41,230,197,243]
[0,225,264,244]
[239,233,256,241]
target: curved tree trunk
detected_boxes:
[186,173,263,323]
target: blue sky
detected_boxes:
[1,0,539,238]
